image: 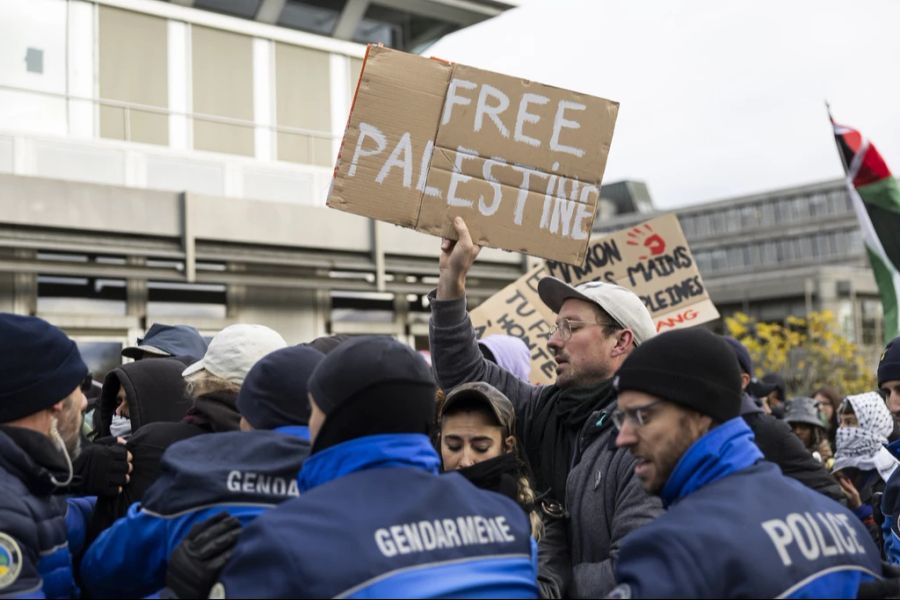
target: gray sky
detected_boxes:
[430,0,900,209]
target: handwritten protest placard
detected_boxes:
[327,45,619,265]
[471,214,719,383]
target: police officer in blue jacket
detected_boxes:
[215,336,539,598]
[609,328,882,599]
[877,336,900,566]
[79,344,325,599]
[0,314,94,598]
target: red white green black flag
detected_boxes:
[831,116,900,343]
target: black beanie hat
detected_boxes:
[614,328,742,423]
[0,313,88,422]
[236,345,325,430]
[307,336,436,453]
[878,336,900,387]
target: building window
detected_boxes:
[98,6,169,145]
[192,26,255,157]
[275,43,333,167]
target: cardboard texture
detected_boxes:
[328,45,619,265]
[470,214,720,383]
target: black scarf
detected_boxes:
[456,453,523,506]
[526,380,616,505]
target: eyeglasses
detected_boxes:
[611,400,663,430]
[549,318,609,342]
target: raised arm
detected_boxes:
[430,217,543,418]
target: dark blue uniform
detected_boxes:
[217,433,538,598]
[879,439,900,564]
[0,427,92,599]
[79,426,310,598]
[612,418,882,598]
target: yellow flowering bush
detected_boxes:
[724,311,875,397]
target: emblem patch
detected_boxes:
[0,532,23,590]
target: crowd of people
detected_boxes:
[3,216,900,598]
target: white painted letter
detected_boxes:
[510,165,547,226]
[375,132,414,187]
[550,100,586,157]
[786,513,820,561]
[415,140,441,199]
[539,175,558,229]
[226,471,240,493]
[571,200,594,240]
[475,84,510,137]
[448,147,477,208]
[347,122,386,177]
[514,93,549,147]
[441,79,477,125]
[761,519,794,566]
[479,156,506,216]
[374,529,397,557]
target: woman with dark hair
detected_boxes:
[813,385,842,452]
[436,382,542,539]
[436,382,568,598]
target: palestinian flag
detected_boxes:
[832,117,900,343]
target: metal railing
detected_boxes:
[0,82,340,163]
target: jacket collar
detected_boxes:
[0,426,70,495]
[273,425,310,442]
[297,433,440,492]
[660,417,763,507]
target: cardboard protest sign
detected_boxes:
[327,45,619,265]
[471,214,720,384]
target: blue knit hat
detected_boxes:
[878,336,900,387]
[236,345,325,429]
[0,313,88,422]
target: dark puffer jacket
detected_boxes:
[0,426,92,598]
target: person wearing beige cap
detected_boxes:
[430,217,662,598]
[86,324,287,539]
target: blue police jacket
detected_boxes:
[216,433,538,598]
[612,417,882,598]
[79,426,310,599]
[0,427,93,599]
[880,439,900,564]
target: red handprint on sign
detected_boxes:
[626,224,666,260]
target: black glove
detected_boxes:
[166,512,242,599]
[71,442,130,496]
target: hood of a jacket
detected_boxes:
[98,358,191,437]
[297,433,440,493]
[660,416,763,507]
[183,390,241,433]
[0,426,71,495]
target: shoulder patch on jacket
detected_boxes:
[0,532,23,590]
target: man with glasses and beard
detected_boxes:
[429,218,662,597]
[0,314,107,598]
[610,328,881,598]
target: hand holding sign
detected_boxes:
[438,217,482,300]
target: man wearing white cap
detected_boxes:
[429,218,662,598]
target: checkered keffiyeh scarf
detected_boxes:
[833,392,893,472]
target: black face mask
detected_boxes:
[454,453,524,508]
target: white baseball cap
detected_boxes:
[537,277,656,345]
[182,324,287,384]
